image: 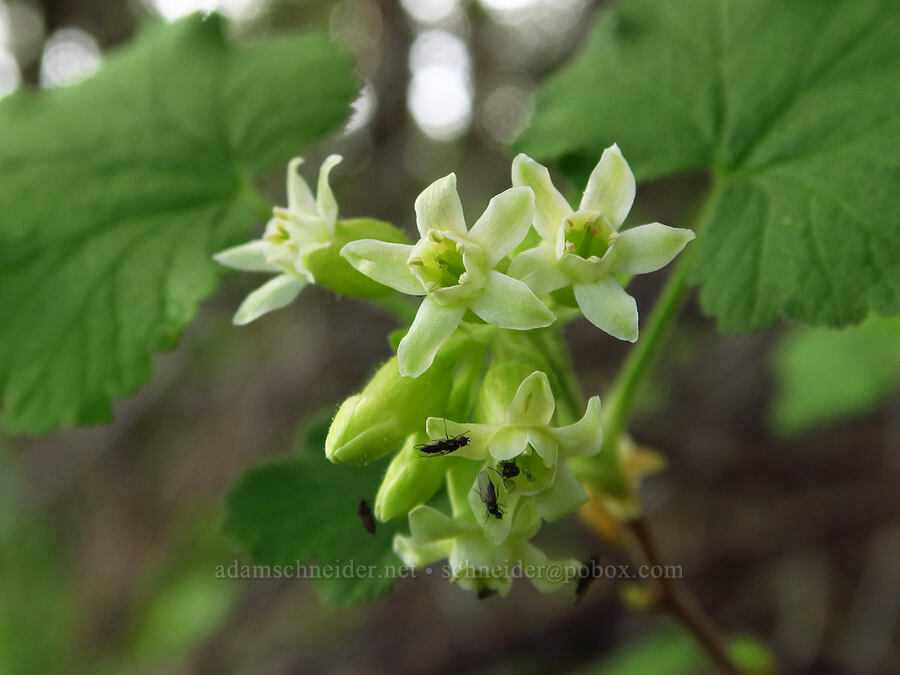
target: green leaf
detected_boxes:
[0,14,357,434]
[516,0,900,332]
[770,316,900,435]
[224,418,403,605]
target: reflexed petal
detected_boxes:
[393,535,452,568]
[488,426,529,460]
[553,396,603,457]
[316,154,342,225]
[518,543,580,592]
[511,153,572,240]
[507,244,569,294]
[415,173,466,238]
[470,271,556,330]
[534,462,589,521]
[232,274,306,325]
[507,371,555,426]
[527,429,559,465]
[573,279,638,342]
[408,505,461,543]
[213,240,279,272]
[611,223,695,275]
[425,418,494,460]
[579,144,635,230]
[468,186,535,267]
[398,296,465,377]
[286,157,316,214]
[340,240,423,295]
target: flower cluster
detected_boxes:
[216,146,694,596]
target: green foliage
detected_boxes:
[516,0,900,333]
[0,14,357,434]
[770,316,900,435]
[224,418,404,605]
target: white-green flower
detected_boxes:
[394,501,578,596]
[342,175,555,377]
[509,145,695,342]
[426,371,603,527]
[213,155,342,325]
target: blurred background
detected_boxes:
[1,0,899,673]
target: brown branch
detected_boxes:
[626,516,745,675]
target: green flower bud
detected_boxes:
[475,361,536,424]
[303,218,409,299]
[326,351,455,464]
[375,434,447,521]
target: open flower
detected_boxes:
[426,371,603,529]
[213,155,342,325]
[342,175,555,377]
[394,465,579,596]
[509,145,695,341]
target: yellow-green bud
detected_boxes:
[375,434,447,521]
[326,352,454,464]
[304,218,409,298]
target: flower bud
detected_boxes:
[303,218,409,298]
[475,361,536,424]
[375,434,447,521]
[326,353,453,464]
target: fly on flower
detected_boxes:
[416,418,470,457]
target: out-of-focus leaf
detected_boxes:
[770,316,900,435]
[579,627,703,674]
[224,418,403,605]
[0,14,357,434]
[516,0,900,333]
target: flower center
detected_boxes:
[409,231,468,289]
[564,213,617,260]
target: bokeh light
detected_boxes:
[407,29,472,141]
[147,0,264,22]
[39,28,101,89]
[0,47,19,98]
[399,0,460,25]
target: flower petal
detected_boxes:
[533,462,589,521]
[611,222,695,275]
[553,396,603,457]
[573,279,638,342]
[467,186,535,267]
[527,429,559,465]
[470,271,556,330]
[467,472,520,545]
[488,426,529,460]
[316,154,342,225]
[507,371,555,426]
[511,153,572,240]
[286,157,317,215]
[398,295,465,377]
[213,240,280,272]
[340,240,423,295]
[518,543,580,592]
[394,535,452,568]
[232,274,306,325]
[415,173,466,238]
[507,244,569,294]
[408,505,461,543]
[579,144,635,230]
[424,417,494,460]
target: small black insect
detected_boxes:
[476,471,503,520]
[357,498,376,535]
[498,460,520,479]
[574,555,600,605]
[416,418,470,457]
[477,586,498,600]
